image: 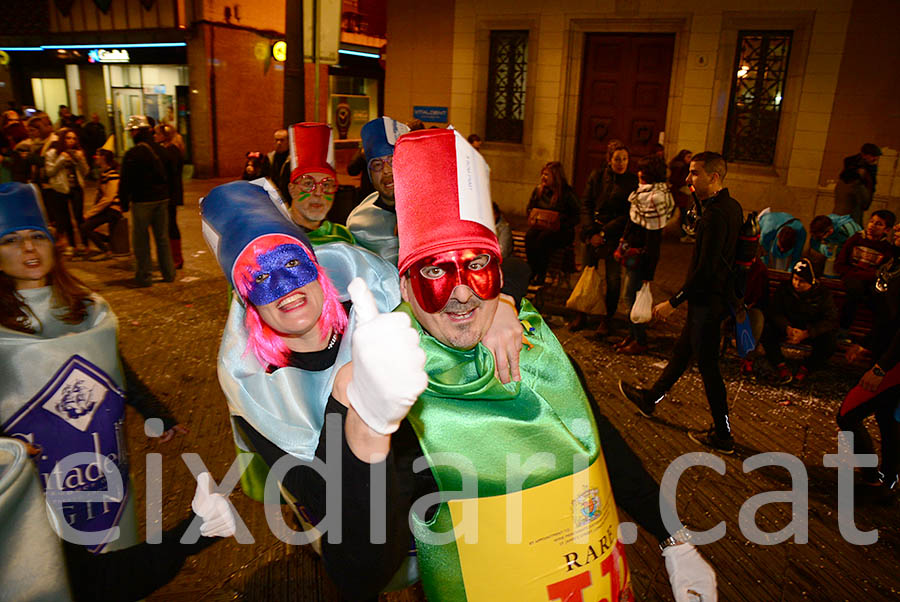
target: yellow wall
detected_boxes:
[384,0,898,226]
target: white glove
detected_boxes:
[191,472,236,538]
[346,277,428,435]
[662,543,717,602]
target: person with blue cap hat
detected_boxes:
[0,182,189,558]
[346,116,410,265]
[201,179,402,498]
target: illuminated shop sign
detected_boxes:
[88,49,131,63]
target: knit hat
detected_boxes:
[0,183,53,241]
[288,122,336,183]
[792,258,815,285]
[361,117,409,161]
[393,128,501,275]
[200,180,316,291]
[861,143,881,157]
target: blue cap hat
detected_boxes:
[200,181,315,291]
[0,183,53,241]
[361,117,409,162]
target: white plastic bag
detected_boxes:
[630,282,653,324]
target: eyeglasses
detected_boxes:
[294,175,338,194]
[368,156,393,174]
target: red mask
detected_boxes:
[409,248,502,313]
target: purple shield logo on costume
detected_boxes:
[2,355,129,553]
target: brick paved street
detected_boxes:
[61,178,900,601]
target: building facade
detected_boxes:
[384,0,900,224]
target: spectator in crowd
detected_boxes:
[81,148,123,261]
[615,154,674,355]
[155,123,186,269]
[759,258,838,385]
[524,160,580,285]
[839,221,900,493]
[345,146,374,203]
[467,133,483,150]
[241,151,268,180]
[835,209,896,339]
[119,115,176,287]
[807,213,862,276]
[53,105,79,132]
[44,127,90,255]
[575,140,639,335]
[267,128,290,200]
[347,116,409,264]
[283,122,354,245]
[759,210,806,271]
[619,151,743,454]
[834,143,881,227]
[25,113,56,193]
[668,149,693,241]
[493,201,513,260]
[81,112,107,174]
[1,110,28,145]
[405,118,425,131]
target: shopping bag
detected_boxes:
[565,266,605,315]
[731,303,757,357]
[630,282,653,324]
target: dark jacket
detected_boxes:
[862,249,900,371]
[526,184,580,233]
[767,280,838,339]
[670,187,743,307]
[835,232,892,283]
[622,221,662,282]
[581,167,638,241]
[119,140,174,210]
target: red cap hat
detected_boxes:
[394,128,501,275]
[288,122,336,183]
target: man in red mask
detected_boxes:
[315,129,718,602]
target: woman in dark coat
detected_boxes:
[524,161,580,285]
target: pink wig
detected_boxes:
[233,234,348,368]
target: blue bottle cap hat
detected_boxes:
[0,183,53,241]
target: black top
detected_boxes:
[670,187,744,307]
[581,167,639,239]
[119,140,175,209]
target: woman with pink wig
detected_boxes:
[201,180,401,500]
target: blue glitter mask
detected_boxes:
[247,244,318,306]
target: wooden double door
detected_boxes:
[574,33,675,194]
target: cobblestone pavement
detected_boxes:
[62,178,899,601]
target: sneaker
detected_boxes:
[567,313,587,332]
[618,380,661,417]
[88,251,113,262]
[62,246,75,257]
[688,426,735,455]
[740,358,754,376]
[614,335,634,350]
[775,363,792,385]
[594,316,610,337]
[794,366,809,384]
[618,340,648,355]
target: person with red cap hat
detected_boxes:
[281,122,355,246]
[304,129,717,601]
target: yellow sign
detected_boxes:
[272,41,287,62]
[447,456,632,601]
[0,51,9,66]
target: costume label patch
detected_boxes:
[2,354,129,553]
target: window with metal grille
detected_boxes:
[486,30,528,143]
[723,31,792,165]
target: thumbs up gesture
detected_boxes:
[191,472,236,538]
[346,277,428,435]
